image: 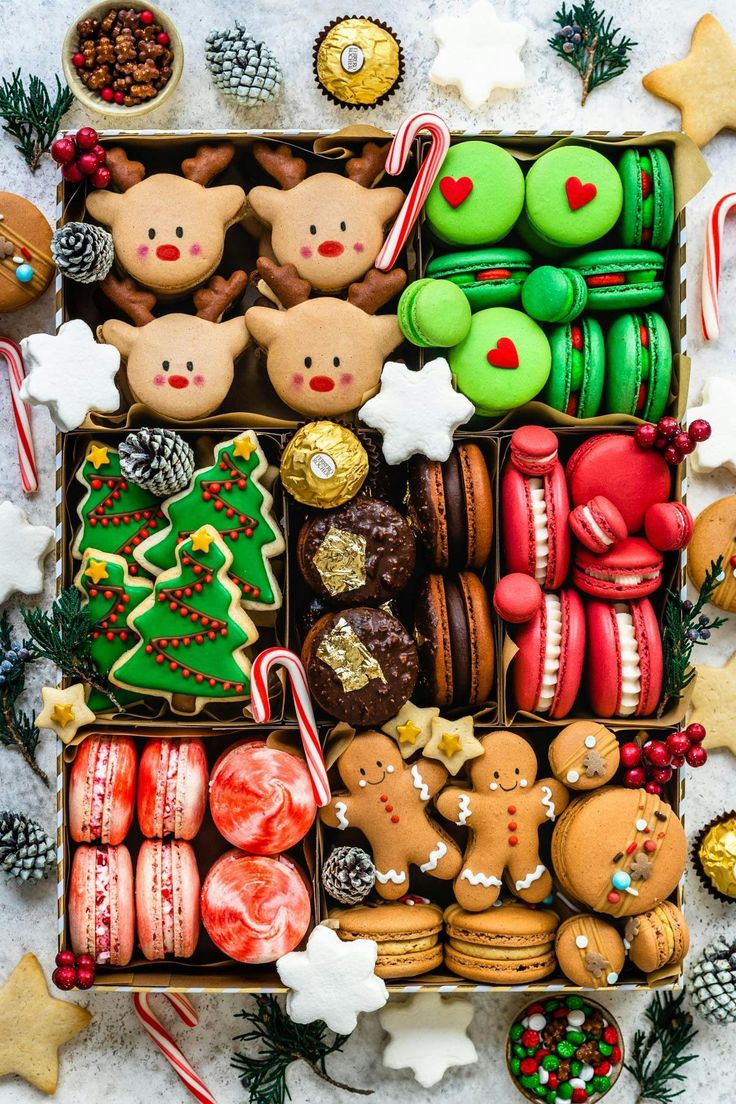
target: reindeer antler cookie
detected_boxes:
[248,141,404,292]
[320,731,462,899]
[86,143,246,297]
[436,730,569,911]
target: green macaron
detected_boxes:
[397,278,472,348]
[521,265,588,323]
[426,248,533,309]
[567,249,666,309]
[515,209,574,260]
[425,141,525,246]
[617,147,675,249]
[524,145,623,248]
[449,307,552,417]
[604,310,672,422]
[543,316,605,418]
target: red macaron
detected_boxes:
[136,839,200,961]
[512,588,585,718]
[502,427,571,589]
[69,735,137,845]
[493,573,544,623]
[566,433,671,533]
[137,737,209,840]
[68,843,135,966]
[644,501,694,552]
[573,536,663,599]
[569,495,627,553]
[585,597,663,717]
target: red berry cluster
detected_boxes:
[635,416,712,466]
[621,724,708,794]
[50,127,110,188]
[52,949,95,991]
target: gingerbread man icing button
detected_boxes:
[320,731,462,899]
[435,730,569,911]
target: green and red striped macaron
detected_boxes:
[604,311,672,422]
[567,249,665,309]
[543,316,605,418]
[426,247,533,309]
[617,147,675,249]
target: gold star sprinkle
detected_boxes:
[438,731,462,757]
[190,527,214,553]
[397,720,422,746]
[382,701,440,759]
[83,558,109,584]
[233,435,257,460]
[85,444,109,470]
[36,685,95,744]
[424,715,484,776]
[51,703,75,727]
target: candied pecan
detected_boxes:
[95,37,116,65]
[116,31,137,62]
[77,17,99,37]
[137,40,164,61]
[86,65,111,90]
[100,9,117,34]
[130,82,157,100]
[81,39,96,68]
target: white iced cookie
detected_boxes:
[687,377,736,476]
[20,319,120,431]
[35,684,95,744]
[0,500,53,604]
[277,923,388,1034]
[359,357,474,465]
[379,991,478,1088]
[431,0,527,110]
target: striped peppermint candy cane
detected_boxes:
[375,111,451,271]
[702,192,736,341]
[132,992,219,1104]
[250,646,330,807]
[0,337,38,493]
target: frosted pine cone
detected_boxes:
[51,222,114,284]
[205,22,282,105]
[119,427,195,497]
[322,846,376,905]
[690,937,736,1024]
[0,811,55,883]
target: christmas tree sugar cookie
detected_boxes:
[72,442,164,575]
[74,551,153,712]
[111,525,258,715]
[136,432,284,610]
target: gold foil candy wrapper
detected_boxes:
[313,16,403,108]
[699,817,736,898]
[313,526,367,597]
[280,421,369,508]
[316,617,386,692]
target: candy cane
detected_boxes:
[375,111,451,271]
[701,192,736,341]
[0,338,38,493]
[250,646,330,807]
[132,992,219,1104]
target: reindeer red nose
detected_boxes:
[317,240,344,257]
[168,375,189,389]
[309,376,335,392]
[156,244,181,261]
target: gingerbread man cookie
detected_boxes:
[435,730,569,911]
[320,731,462,899]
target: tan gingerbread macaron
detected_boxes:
[624,900,689,974]
[555,914,626,988]
[444,901,558,983]
[548,721,620,790]
[331,900,443,978]
[688,496,736,613]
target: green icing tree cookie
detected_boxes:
[75,551,153,712]
[135,433,284,609]
[111,525,258,715]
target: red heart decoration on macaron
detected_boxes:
[565,176,598,210]
[439,175,473,208]
[487,337,519,369]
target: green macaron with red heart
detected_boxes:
[604,311,672,422]
[425,141,525,246]
[567,249,666,309]
[425,248,533,309]
[542,316,605,418]
[523,145,623,249]
[617,147,675,249]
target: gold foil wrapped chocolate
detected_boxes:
[316,617,386,692]
[699,817,736,898]
[280,422,369,508]
[314,17,403,107]
[313,526,367,597]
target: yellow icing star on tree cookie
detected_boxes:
[0,953,91,1094]
[381,701,440,759]
[233,435,257,460]
[83,558,109,584]
[190,526,215,553]
[691,653,736,755]
[424,715,484,775]
[85,444,110,470]
[36,684,95,744]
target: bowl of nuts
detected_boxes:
[62,2,182,116]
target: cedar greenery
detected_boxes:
[233,995,371,1104]
[0,70,73,171]
[661,556,728,706]
[0,614,46,786]
[625,989,698,1103]
[548,0,636,105]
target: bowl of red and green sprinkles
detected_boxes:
[506,995,623,1103]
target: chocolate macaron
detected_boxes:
[332,900,444,978]
[414,571,495,707]
[444,901,559,983]
[407,443,493,571]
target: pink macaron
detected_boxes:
[569,495,627,553]
[585,597,663,717]
[573,536,663,599]
[502,427,571,589]
[68,843,135,966]
[566,433,671,534]
[69,735,137,845]
[136,839,200,961]
[137,738,208,840]
[512,587,585,718]
[493,573,544,623]
[645,501,694,552]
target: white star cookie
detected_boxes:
[36,684,95,744]
[0,501,53,604]
[687,377,736,476]
[359,357,474,465]
[379,991,478,1088]
[20,319,120,432]
[277,923,388,1034]
[431,0,527,110]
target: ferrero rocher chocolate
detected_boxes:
[280,422,369,508]
[699,816,736,898]
[313,16,403,107]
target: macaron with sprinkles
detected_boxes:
[555,914,626,988]
[0,192,54,312]
[548,721,620,791]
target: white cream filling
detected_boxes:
[616,605,641,716]
[581,505,613,547]
[529,478,549,584]
[584,568,659,584]
[536,593,562,713]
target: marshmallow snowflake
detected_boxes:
[21,319,120,432]
[379,992,478,1088]
[431,0,527,110]
[0,501,53,605]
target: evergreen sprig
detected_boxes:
[233,996,371,1104]
[625,989,698,1103]
[661,556,728,706]
[0,614,47,786]
[0,70,73,171]
[549,0,636,105]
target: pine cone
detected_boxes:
[690,937,736,1024]
[0,811,55,883]
[51,222,114,284]
[205,22,282,105]
[119,428,195,497]
[322,846,375,905]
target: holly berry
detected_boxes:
[139,9,154,23]
[635,423,658,449]
[156,31,170,45]
[51,136,77,164]
[76,126,99,150]
[624,766,647,788]
[686,745,708,768]
[666,732,691,757]
[669,754,686,769]
[55,949,75,969]
[52,966,77,991]
[663,444,682,466]
[75,967,95,990]
[101,87,115,102]
[72,52,85,67]
[643,740,671,767]
[657,416,679,440]
[645,780,662,795]
[686,722,707,744]
[620,742,642,767]
[674,431,695,455]
[78,151,99,175]
[61,161,84,183]
[75,953,95,971]
[92,144,107,164]
[650,766,673,784]
[114,90,125,105]
[90,166,111,189]
[688,418,712,443]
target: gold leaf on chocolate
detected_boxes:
[312,526,367,597]
[316,616,386,693]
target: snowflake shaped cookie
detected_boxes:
[687,377,736,476]
[276,923,388,1034]
[0,501,53,605]
[20,319,120,432]
[431,0,527,110]
[379,991,477,1088]
[359,357,474,465]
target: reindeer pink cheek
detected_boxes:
[193,374,206,387]
[153,374,166,387]
[291,373,304,388]
[353,242,365,253]
[340,374,354,387]
[137,245,150,259]
[299,246,313,259]
[189,243,202,256]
